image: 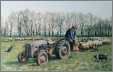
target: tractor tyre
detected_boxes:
[55,40,70,59]
[36,50,48,65]
[18,52,28,63]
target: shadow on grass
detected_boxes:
[5,61,34,66]
[4,58,35,65]
[29,56,60,66]
[4,60,21,66]
[4,56,60,67]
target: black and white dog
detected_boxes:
[94,53,108,62]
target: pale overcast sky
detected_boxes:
[1,1,112,20]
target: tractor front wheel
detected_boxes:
[18,52,28,63]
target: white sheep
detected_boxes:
[93,40,103,46]
[102,38,111,44]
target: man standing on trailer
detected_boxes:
[65,25,79,51]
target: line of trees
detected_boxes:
[1,9,112,37]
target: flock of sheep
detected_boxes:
[78,37,111,49]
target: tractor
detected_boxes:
[18,39,70,65]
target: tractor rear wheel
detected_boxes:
[36,50,48,65]
[55,40,70,59]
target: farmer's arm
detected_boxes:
[70,30,76,41]
[70,32,74,40]
[73,31,76,40]
[65,29,73,42]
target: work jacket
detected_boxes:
[65,28,76,42]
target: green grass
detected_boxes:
[0,40,112,72]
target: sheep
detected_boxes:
[79,42,90,49]
[79,40,97,49]
[102,38,111,44]
[93,40,103,46]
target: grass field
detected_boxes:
[0,39,112,72]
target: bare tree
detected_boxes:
[56,13,65,36]
[3,8,111,38]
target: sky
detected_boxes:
[1,1,112,21]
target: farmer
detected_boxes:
[65,26,79,51]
